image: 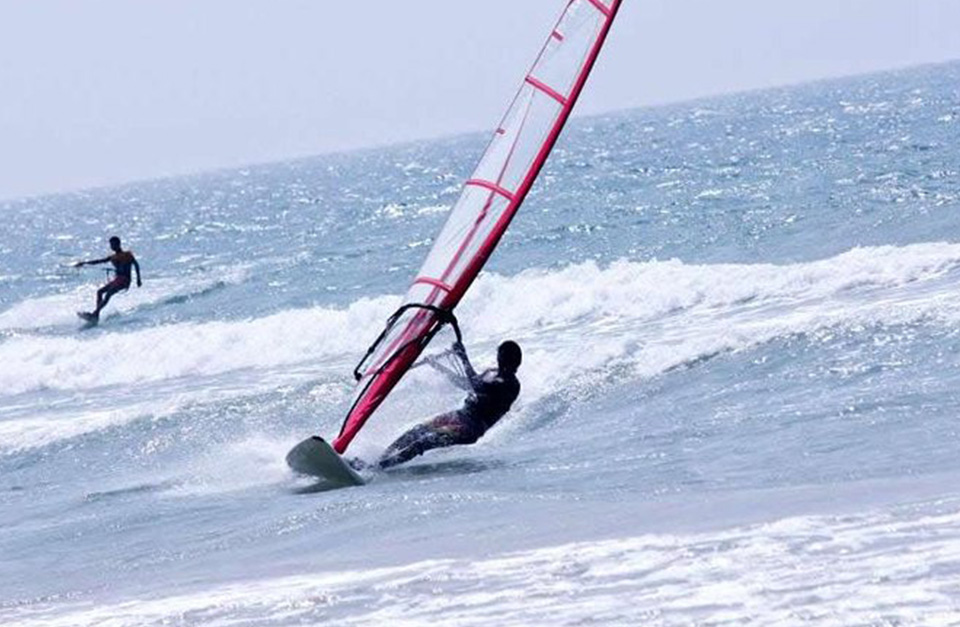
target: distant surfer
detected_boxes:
[376,340,522,469]
[74,236,142,321]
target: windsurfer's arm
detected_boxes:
[452,341,482,390]
[133,256,142,286]
[422,352,473,391]
[74,256,111,268]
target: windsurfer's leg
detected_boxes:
[94,282,124,316]
[378,416,462,469]
[94,286,111,316]
[94,286,107,316]
[377,431,456,469]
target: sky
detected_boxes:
[1,0,959,201]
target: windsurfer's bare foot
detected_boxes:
[347,457,369,472]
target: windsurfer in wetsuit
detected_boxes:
[377,340,522,469]
[74,236,142,320]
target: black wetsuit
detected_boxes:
[460,368,521,438]
[378,351,520,469]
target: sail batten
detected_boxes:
[331,0,623,454]
[586,0,613,17]
[465,179,516,201]
[525,76,568,106]
[413,277,454,292]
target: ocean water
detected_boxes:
[2,60,960,625]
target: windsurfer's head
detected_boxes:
[109,236,121,252]
[497,340,522,374]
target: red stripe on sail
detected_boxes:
[413,277,453,292]
[586,0,612,17]
[525,76,568,106]
[465,179,516,201]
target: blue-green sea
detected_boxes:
[2,60,960,625]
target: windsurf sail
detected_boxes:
[332,0,623,454]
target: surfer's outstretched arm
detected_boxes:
[74,256,111,267]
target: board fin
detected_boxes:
[286,436,366,486]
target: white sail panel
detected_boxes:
[535,1,610,96]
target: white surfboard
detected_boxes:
[285,436,366,486]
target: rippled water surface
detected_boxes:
[2,61,960,625]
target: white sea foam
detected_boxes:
[0,373,331,454]
[416,204,451,216]
[0,293,399,397]
[167,432,298,497]
[3,242,960,455]
[462,241,960,402]
[3,242,960,402]
[0,403,163,454]
[7,496,960,626]
[0,264,250,331]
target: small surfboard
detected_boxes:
[286,436,366,486]
[77,311,99,327]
